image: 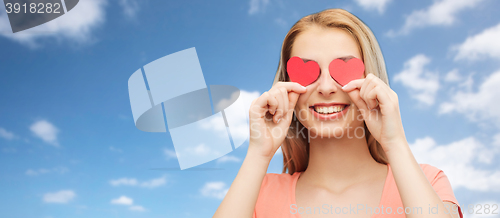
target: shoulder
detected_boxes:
[417,163,462,217]
[418,163,441,173]
[262,172,296,185]
[254,172,298,215]
[418,163,445,184]
[259,172,297,195]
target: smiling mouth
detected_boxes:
[309,104,348,114]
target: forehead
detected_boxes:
[290,26,362,63]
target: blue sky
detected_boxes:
[1,0,500,217]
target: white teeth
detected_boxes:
[314,105,346,114]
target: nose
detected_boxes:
[316,67,340,96]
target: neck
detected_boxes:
[301,133,384,190]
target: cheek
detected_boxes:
[295,104,309,122]
[294,92,309,111]
[293,97,309,124]
[348,103,365,124]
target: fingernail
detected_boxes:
[342,84,349,89]
[277,118,281,123]
[301,85,307,90]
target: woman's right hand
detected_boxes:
[248,82,307,161]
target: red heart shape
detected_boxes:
[286,56,320,87]
[328,58,365,86]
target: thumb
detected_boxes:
[346,89,369,117]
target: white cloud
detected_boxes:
[171,90,258,169]
[393,54,439,106]
[442,69,475,98]
[2,147,16,153]
[216,155,241,163]
[0,127,15,140]
[26,169,50,176]
[494,133,500,146]
[248,0,270,15]
[119,0,139,19]
[198,115,229,141]
[29,120,60,146]
[109,146,123,153]
[409,136,500,192]
[200,181,228,200]
[387,0,484,36]
[26,167,69,176]
[163,148,177,159]
[274,18,287,27]
[139,176,166,188]
[0,0,107,48]
[457,73,474,91]
[111,196,146,211]
[111,196,133,205]
[444,69,461,83]
[208,90,260,143]
[109,178,138,186]
[186,143,222,157]
[129,205,146,212]
[439,70,500,125]
[452,23,500,61]
[43,190,76,204]
[354,0,392,14]
[109,175,166,188]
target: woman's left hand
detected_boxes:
[341,73,407,153]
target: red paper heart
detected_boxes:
[286,56,320,87]
[328,58,365,86]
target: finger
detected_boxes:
[271,89,284,123]
[288,92,300,119]
[275,81,307,94]
[279,87,289,117]
[251,92,279,119]
[289,91,300,108]
[346,88,369,116]
[361,80,377,109]
[372,78,397,103]
[365,86,380,109]
[366,86,392,110]
[369,76,398,105]
[389,88,398,103]
[265,92,279,116]
[341,78,365,92]
[359,74,376,98]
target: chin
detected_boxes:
[305,121,345,138]
[311,129,344,139]
[304,119,367,140]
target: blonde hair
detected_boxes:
[273,8,389,175]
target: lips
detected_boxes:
[308,102,350,120]
[311,102,348,107]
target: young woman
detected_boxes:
[214,9,463,218]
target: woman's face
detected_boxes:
[290,25,365,139]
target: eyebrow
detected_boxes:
[301,55,356,62]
